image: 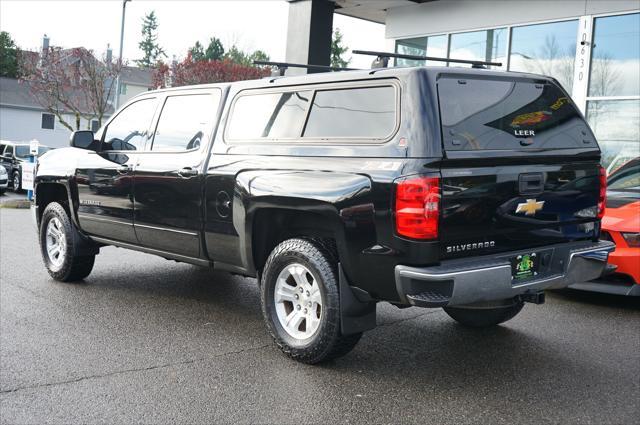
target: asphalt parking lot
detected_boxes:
[1,208,639,424]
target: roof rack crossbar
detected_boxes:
[353,50,502,68]
[253,60,359,76]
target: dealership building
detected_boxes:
[287,0,640,166]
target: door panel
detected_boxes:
[76,152,138,242]
[133,91,221,258]
[76,97,158,243]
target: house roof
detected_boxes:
[120,66,153,87]
[0,77,42,110]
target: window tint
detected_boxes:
[303,86,396,138]
[438,77,594,151]
[41,113,54,129]
[227,91,312,139]
[102,98,156,151]
[152,93,220,152]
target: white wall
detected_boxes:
[0,107,106,149]
[118,84,151,107]
[386,0,640,39]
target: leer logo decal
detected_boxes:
[515,199,544,216]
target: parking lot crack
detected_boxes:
[376,309,440,328]
[0,343,271,395]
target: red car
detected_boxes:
[571,158,640,296]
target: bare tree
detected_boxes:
[20,47,122,130]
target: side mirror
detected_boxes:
[70,131,96,150]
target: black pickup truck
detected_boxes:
[33,66,614,363]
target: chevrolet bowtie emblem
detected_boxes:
[516,199,545,216]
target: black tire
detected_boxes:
[444,299,524,328]
[260,238,362,364]
[39,202,95,282]
[12,171,21,192]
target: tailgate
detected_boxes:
[440,162,601,259]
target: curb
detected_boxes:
[0,200,31,209]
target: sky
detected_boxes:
[0,0,388,69]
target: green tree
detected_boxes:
[224,45,250,66]
[0,31,19,78]
[189,41,205,62]
[331,28,350,68]
[136,11,166,68]
[249,50,270,64]
[205,37,224,61]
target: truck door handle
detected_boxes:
[116,165,131,174]
[178,167,198,178]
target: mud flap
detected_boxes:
[339,264,377,335]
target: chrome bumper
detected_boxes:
[395,240,615,307]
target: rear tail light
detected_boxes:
[395,175,440,240]
[622,232,640,248]
[598,166,607,219]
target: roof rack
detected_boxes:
[253,60,359,76]
[353,50,502,69]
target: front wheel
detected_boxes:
[12,171,21,192]
[443,299,524,328]
[260,238,361,364]
[39,202,96,282]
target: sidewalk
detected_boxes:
[0,192,31,209]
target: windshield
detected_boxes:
[438,76,598,151]
[608,157,640,192]
[14,146,50,158]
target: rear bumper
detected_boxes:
[395,240,615,307]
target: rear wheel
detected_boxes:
[444,299,524,328]
[39,202,95,282]
[260,238,361,364]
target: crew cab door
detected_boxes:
[76,97,158,244]
[133,90,221,258]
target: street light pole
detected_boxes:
[114,0,131,110]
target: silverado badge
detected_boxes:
[516,199,544,216]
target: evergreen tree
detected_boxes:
[205,37,224,61]
[224,45,250,66]
[189,41,205,62]
[331,28,350,68]
[0,31,19,78]
[136,11,166,68]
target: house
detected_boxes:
[117,66,154,106]
[0,76,100,148]
[0,37,154,149]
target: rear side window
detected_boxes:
[227,91,312,139]
[226,84,397,141]
[438,76,596,151]
[152,93,221,152]
[304,86,396,139]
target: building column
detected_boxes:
[285,0,335,74]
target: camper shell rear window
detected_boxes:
[437,75,597,151]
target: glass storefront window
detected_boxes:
[509,20,578,94]
[587,100,640,167]
[589,13,640,97]
[395,35,449,67]
[396,37,427,67]
[449,28,507,69]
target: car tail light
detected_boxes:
[598,166,606,219]
[395,175,440,240]
[622,232,640,248]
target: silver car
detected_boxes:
[0,165,8,194]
